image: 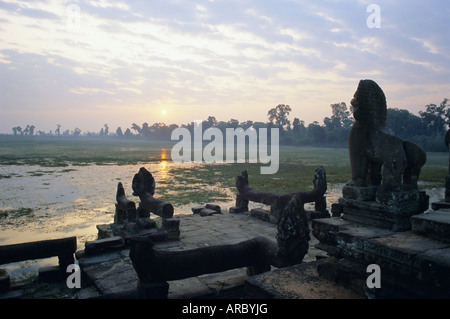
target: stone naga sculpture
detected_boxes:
[347,80,426,202]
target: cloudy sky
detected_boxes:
[0,0,449,134]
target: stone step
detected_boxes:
[244,259,364,299]
[411,209,450,243]
[431,201,450,211]
[312,217,450,298]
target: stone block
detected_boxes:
[162,218,180,232]
[0,290,23,299]
[343,185,377,201]
[334,225,394,260]
[137,218,156,229]
[0,275,10,293]
[316,257,366,296]
[411,210,450,243]
[114,205,127,224]
[229,206,245,214]
[244,260,364,299]
[168,277,210,299]
[191,206,204,214]
[166,230,180,240]
[147,230,169,242]
[97,224,114,239]
[200,208,220,216]
[250,208,271,222]
[307,210,331,220]
[138,280,169,299]
[314,196,328,213]
[84,236,125,255]
[416,247,450,291]
[363,232,449,277]
[77,286,101,299]
[331,203,343,217]
[311,217,352,246]
[205,204,221,213]
[431,201,450,210]
[339,197,421,231]
[39,266,67,283]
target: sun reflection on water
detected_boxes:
[159,148,168,180]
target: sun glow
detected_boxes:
[161,110,167,115]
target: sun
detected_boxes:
[161,109,167,115]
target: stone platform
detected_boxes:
[411,209,450,242]
[75,211,328,299]
[245,259,363,299]
[312,212,450,298]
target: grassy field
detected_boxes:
[0,136,448,200]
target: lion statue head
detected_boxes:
[350,79,387,129]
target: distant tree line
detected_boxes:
[8,98,450,152]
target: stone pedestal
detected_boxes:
[342,185,377,201]
[411,210,450,243]
[445,172,450,202]
[340,186,428,232]
[312,217,450,298]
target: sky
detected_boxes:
[0,0,449,134]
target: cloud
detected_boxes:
[0,0,449,133]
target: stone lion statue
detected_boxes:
[347,80,426,197]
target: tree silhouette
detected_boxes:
[267,104,292,131]
[131,123,142,136]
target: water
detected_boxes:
[0,161,445,280]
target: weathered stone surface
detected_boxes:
[91,262,138,295]
[306,210,331,220]
[97,224,114,239]
[205,204,221,213]
[330,203,343,217]
[312,217,352,246]
[166,231,180,240]
[77,286,101,299]
[314,216,450,298]
[431,201,450,210]
[199,208,220,216]
[115,182,137,224]
[38,266,67,283]
[342,185,377,201]
[229,206,245,214]
[339,197,423,231]
[316,257,367,296]
[411,210,450,242]
[0,236,77,265]
[276,194,310,266]
[84,236,125,255]
[137,218,156,229]
[250,208,271,222]
[416,247,450,289]
[162,218,180,232]
[245,259,364,299]
[335,225,394,261]
[191,206,204,214]
[0,275,10,293]
[0,290,23,299]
